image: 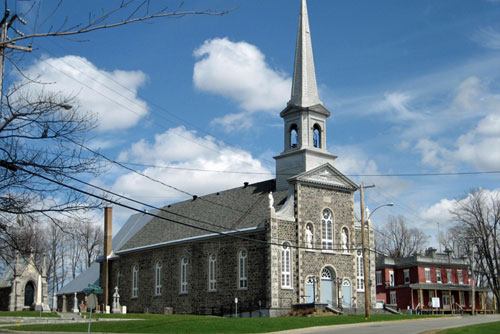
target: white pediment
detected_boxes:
[291,164,357,190]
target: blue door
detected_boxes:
[342,279,351,308]
[305,277,314,303]
[320,268,334,306]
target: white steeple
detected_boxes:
[274,0,337,191]
[289,0,321,107]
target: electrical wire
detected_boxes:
[9,162,363,252]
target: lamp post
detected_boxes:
[360,182,393,319]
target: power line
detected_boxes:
[8,161,362,252]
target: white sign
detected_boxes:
[432,297,440,308]
[87,294,97,309]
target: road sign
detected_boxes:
[84,287,103,295]
[87,294,97,309]
[88,284,100,290]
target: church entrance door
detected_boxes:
[320,268,334,306]
[342,279,351,308]
[24,281,35,307]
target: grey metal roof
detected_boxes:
[118,179,287,252]
[56,262,100,295]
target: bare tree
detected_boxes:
[76,219,103,269]
[450,189,500,312]
[376,214,429,258]
[0,1,231,260]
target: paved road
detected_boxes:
[270,315,500,334]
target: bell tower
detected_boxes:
[274,0,337,191]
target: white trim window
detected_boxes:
[132,265,138,298]
[458,270,463,284]
[238,249,248,289]
[116,271,121,290]
[404,269,410,284]
[376,271,382,286]
[281,243,291,288]
[321,209,333,250]
[446,269,452,284]
[437,269,442,283]
[208,254,217,291]
[389,270,395,286]
[180,258,188,293]
[356,250,364,291]
[155,261,162,296]
[425,268,431,282]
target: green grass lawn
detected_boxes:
[0,311,59,318]
[7,314,436,334]
[438,321,500,334]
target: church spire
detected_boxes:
[289,0,321,107]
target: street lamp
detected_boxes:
[359,183,394,319]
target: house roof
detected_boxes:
[117,179,287,253]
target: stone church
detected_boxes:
[100,0,375,317]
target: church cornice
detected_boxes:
[280,103,330,118]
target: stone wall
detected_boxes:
[108,231,269,315]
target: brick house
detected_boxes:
[375,248,491,313]
[98,0,376,317]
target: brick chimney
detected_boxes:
[103,207,112,310]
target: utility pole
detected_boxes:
[360,183,375,319]
[471,244,475,315]
[0,8,32,101]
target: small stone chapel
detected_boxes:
[99,0,375,317]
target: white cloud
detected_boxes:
[472,26,500,50]
[419,188,500,231]
[193,38,291,131]
[332,145,411,200]
[415,77,500,171]
[109,126,272,208]
[16,55,149,131]
[375,91,421,121]
[210,111,255,133]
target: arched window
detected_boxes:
[357,250,364,292]
[341,227,349,252]
[281,243,291,288]
[116,271,121,290]
[305,223,313,249]
[321,267,332,279]
[132,265,139,298]
[208,254,217,291]
[321,209,333,250]
[155,261,162,295]
[313,124,321,148]
[238,249,248,289]
[290,124,298,148]
[180,258,188,293]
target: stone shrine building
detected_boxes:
[100,0,375,317]
[0,253,50,311]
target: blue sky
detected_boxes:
[5,0,500,244]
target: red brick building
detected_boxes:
[376,248,491,313]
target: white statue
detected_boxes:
[268,192,274,209]
[342,228,348,251]
[306,225,313,249]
